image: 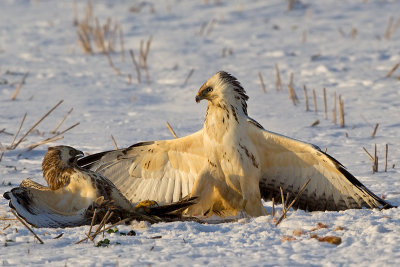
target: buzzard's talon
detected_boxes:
[135,200,159,214]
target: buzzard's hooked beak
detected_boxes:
[195,94,202,103]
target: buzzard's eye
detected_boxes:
[206,87,213,92]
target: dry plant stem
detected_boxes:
[9,113,27,149]
[362,147,375,162]
[27,136,64,151]
[11,72,29,100]
[374,144,378,173]
[57,122,80,136]
[10,209,44,244]
[28,121,80,151]
[280,187,285,217]
[72,0,78,26]
[385,144,388,172]
[384,16,394,39]
[275,63,282,91]
[371,123,379,138]
[119,27,125,62]
[339,95,345,127]
[105,51,122,76]
[11,100,63,150]
[351,28,358,40]
[272,197,275,217]
[258,72,266,93]
[183,69,195,87]
[89,210,110,242]
[0,217,18,221]
[386,62,400,78]
[312,89,317,113]
[289,73,294,87]
[102,211,114,238]
[50,108,73,134]
[205,19,216,36]
[77,25,92,53]
[323,88,327,119]
[303,85,309,111]
[275,178,311,226]
[285,192,291,218]
[111,135,118,149]
[75,217,130,244]
[87,208,97,239]
[287,0,295,10]
[166,121,178,138]
[129,49,141,83]
[332,92,337,124]
[288,85,299,105]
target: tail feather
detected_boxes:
[146,197,198,215]
[3,188,90,228]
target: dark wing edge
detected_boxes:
[247,118,395,211]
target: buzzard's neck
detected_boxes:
[204,101,247,142]
[42,155,74,190]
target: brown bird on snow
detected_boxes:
[77,71,394,217]
[3,146,197,228]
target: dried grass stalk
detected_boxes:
[280,187,285,218]
[303,85,309,111]
[129,49,141,83]
[50,108,73,134]
[258,72,266,93]
[11,72,29,100]
[9,113,27,149]
[119,26,125,62]
[275,63,282,91]
[371,123,379,138]
[26,136,64,151]
[11,210,44,244]
[362,147,374,162]
[339,95,345,127]
[374,144,378,173]
[276,178,311,226]
[323,88,327,119]
[386,62,400,78]
[111,134,118,149]
[312,89,317,113]
[183,69,195,87]
[384,16,394,39]
[385,144,388,172]
[11,100,63,150]
[166,121,178,139]
[332,92,337,124]
[105,51,122,76]
[288,84,299,105]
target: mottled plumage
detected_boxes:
[4,146,197,227]
[78,71,393,217]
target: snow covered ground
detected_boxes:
[1,0,400,265]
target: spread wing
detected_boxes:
[78,130,206,204]
[247,118,393,211]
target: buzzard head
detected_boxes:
[195,71,249,115]
[42,146,84,190]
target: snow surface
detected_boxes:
[1,0,400,265]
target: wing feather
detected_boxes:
[78,130,206,205]
[247,119,392,211]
